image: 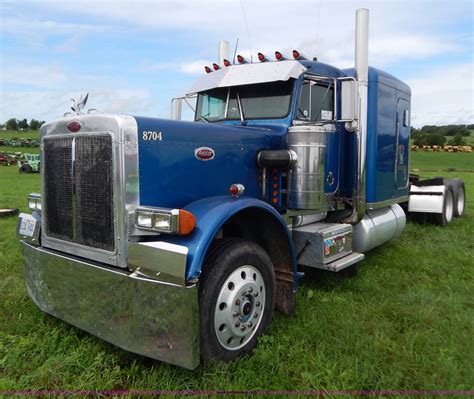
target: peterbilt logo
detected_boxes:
[194,147,215,161]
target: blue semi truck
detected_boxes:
[17,9,465,369]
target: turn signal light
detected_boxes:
[178,209,196,235]
[223,59,231,67]
[204,66,212,73]
[257,52,266,62]
[212,63,220,70]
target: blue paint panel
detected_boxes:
[134,117,284,208]
[343,67,411,204]
[155,196,297,283]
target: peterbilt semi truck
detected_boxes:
[17,9,465,369]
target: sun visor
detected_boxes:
[187,61,307,94]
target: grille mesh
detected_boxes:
[43,134,115,252]
[75,136,115,251]
[44,137,74,240]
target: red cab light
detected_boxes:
[257,52,266,62]
[223,59,231,67]
[204,66,212,73]
[237,54,245,64]
[67,121,81,133]
[229,183,245,197]
[292,49,306,60]
[212,63,220,70]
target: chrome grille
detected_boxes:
[44,134,115,252]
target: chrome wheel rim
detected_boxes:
[214,265,265,351]
[445,191,454,222]
[457,188,465,216]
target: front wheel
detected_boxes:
[199,239,276,362]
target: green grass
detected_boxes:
[0,152,473,394]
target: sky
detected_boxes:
[0,0,473,127]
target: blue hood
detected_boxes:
[134,116,286,208]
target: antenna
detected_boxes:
[313,0,322,57]
[233,38,239,64]
[240,0,253,62]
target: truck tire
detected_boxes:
[430,187,454,226]
[447,179,465,217]
[19,164,32,173]
[199,238,276,362]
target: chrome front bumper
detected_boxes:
[21,241,199,369]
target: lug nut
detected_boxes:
[241,290,246,296]
[233,311,238,317]
[240,325,246,331]
[248,287,253,293]
[235,321,240,327]
[256,302,260,307]
[248,322,253,327]
[254,312,258,318]
[235,299,241,306]
[254,292,258,297]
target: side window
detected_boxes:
[311,84,334,121]
[297,80,334,122]
[297,81,310,119]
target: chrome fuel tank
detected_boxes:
[287,124,335,210]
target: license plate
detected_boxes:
[19,216,36,237]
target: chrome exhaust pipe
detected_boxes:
[355,8,369,222]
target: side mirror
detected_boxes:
[339,79,357,121]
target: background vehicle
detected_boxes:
[17,9,465,369]
[17,153,40,173]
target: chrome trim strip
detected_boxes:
[21,241,199,369]
[366,195,409,210]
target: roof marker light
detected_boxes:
[292,49,307,60]
[212,63,220,71]
[275,51,285,61]
[204,66,212,73]
[237,54,249,64]
[257,52,267,62]
[223,59,231,67]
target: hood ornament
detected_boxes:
[70,93,89,115]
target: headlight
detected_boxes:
[153,213,172,231]
[135,208,195,235]
[28,193,42,212]
[136,211,153,228]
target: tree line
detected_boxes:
[411,124,473,147]
[1,118,46,131]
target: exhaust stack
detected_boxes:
[355,8,369,221]
[218,41,229,65]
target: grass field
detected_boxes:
[0,151,473,395]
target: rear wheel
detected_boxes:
[430,187,454,226]
[448,180,465,217]
[199,239,276,362]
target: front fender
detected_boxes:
[160,196,296,281]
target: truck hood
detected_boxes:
[134,116,283,208]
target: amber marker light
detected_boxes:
[179,210,196,235]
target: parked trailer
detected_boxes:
[17,9,466,369]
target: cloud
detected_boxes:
[0,89,155,122]
[407,63,474,126]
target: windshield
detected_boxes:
[195,80,294,122]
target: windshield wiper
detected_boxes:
[236,92,247,125]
